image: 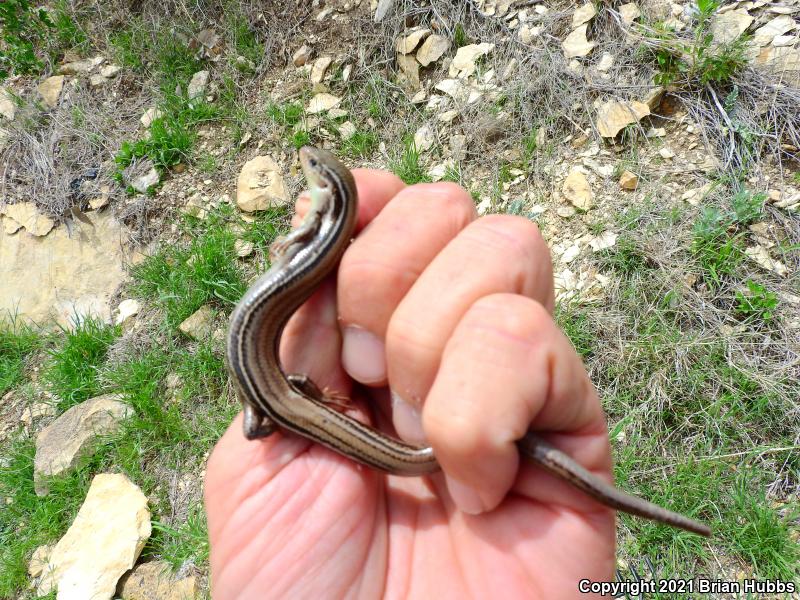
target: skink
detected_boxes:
[226,146,711,537]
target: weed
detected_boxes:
[556,304,595,359]
[226,11,262,71]
[341,129,378,158]
[736,280,778,324]
[521,128,538,169]
[151,505,209,569]
[0,316,41,395]
[390,140,431,184]
[730,189,765,225]
[0,0,53,80]
[454,23,469,48]
[197,153,218,174]
[441,162,463,185]
[266,101,304,127]
[597,235,650,275]
[43,317,119,410]
[290,128,312,149]
[50,0,88,53]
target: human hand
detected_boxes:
[205,168,616,599]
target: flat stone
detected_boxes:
[595,99,650,137]
[178,305,214,339]
[562,168,593,210]
[187,70,209,100]
[140,107,163,127]
[619,3,641,26]
[37,473,151,599]
[619,170,638,190]
[34,394,132,495]
[449,43,495,77]
[753,15,796,46]
[572,3,597,28]
[1,202,55,236]
[0,210,128,326]
[338,120,357,140]
[236,155,290,212]
[0,88,17,120]
[397,53,421,90]
[292,45,313,67]
[395,28,430,54]
[310,56,333,83]
[58,56,104,75]
[416,34,450,67]
[710,11,753,45]
[596,52,614,72]
[115,299,140,326]
[38,76,64,108]
[562,25,595,59]
[99,64,121,78]
[307,93,341,114]
[414,123,435,151]
[117,561,196,600]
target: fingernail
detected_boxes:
[342,326,387,384]
[447,478,487,515]
[391,390,426,444]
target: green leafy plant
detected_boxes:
[736,280,778,324]
[454,23,469,48]
[0,0,53,80]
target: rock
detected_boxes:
[115,299,140,326]
[338,120,357,140]
[88,185,111,210]
[1,202,55,236]
[234,239,254,257]
[396,53,421,90]
[58,56,104,75]
[236,155,289,212]
[710,11,753,45]
[117,561,196,600]
[562,168,593,210]
[519,24,542,44]
[772,34,797,47]
[619,170,638,190]
[395,28,430,54]
[187,70,209,100]
[562,25,595,59]
[99,64,121,78]
[178,305,214,339]
[416,34,450,67]
[310,56,333,83]
[38,76,65,108]
[341,64,353,82]
[572,3,597,28]
[0,88,17,120]
[327,107,348,119]
[501,58,519,80]
[33,395,132,495]
[642,86,665,111]
[0,210,128,326]
[449,43,495,77]
[292,45,313,67]
[89,74,108,87]
[131,167,160,193]
[414,123,435,152]
[20,401,57,425]
[307,92,341,114]
[619,3,641,26]
[28,544,53,577]
[745,245,788,277]
[753,15,796,46]
[646,127,666,138]
[36,473,151,598]
[757,46,800,81]
[140,107,164,127]
[659,147,675,159]
[595,99,650,137]
[596,52,614,72]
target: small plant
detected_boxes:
[521,129,538,169]
[736,280,778,324]
[730,189,765,225]
[0,0,53,80]
[289,128,311,149]
[454,23,469,48]
[0,317,40,394]
[266,101,303,127]
[341,129,377,158]
[390,139,431,184]
[691,206,743,286]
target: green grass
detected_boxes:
[341,129,378,158]
[43,317,119,411]
[130,211,246,329]
[736,280,778,324]
[266,101,304,127]
[390,140,431,184]
[0,316,41,395]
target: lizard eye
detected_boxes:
[308,157,318,168]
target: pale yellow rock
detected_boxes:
[236,155,289,212]
[642,86,665,110]
[710,11,753,45]
[310,56,333,83]
[589,231,618,251]
[338,120,357,140]
[619,3,641,26]
[37,473,151,599]
[753,15,796,46]
[0,88,16,120]
[562,168,593,210]
[596,52,614,73]
[0,210,127,326]
[118,561,196,600]
[28,544,53,577]
[395,28,430,54]
[397,53,421,90]
[307,93,342,114]
[595,99,650,137]
[140,107,164,128]
[414,123,435,152]
[58,56,104,75]
[416,34,450,67]
[38,76,65,108]
[292,45,313,67]
[115,299,140,326]
[745,245,788,277]
[619,170,638,190]
[178,305,214,339]
[562,25,596,59]
[572,3,596,28]
[1,202,54,236]
[234,239,254,257]
[34,394,132,495]
[449,43,495,77]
